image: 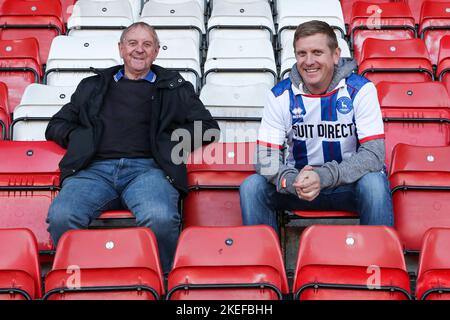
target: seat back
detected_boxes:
[204,37,277,87]
[45,36,122,86]
[416,228,450,300]
[419,1,450,65]
[61,0,77,24]
[167,225,289,300]
[155,37,201,91]
[437,35,450,94]
[12,84,76,141]
[294,225,410,300]
[350,1,416,63]
[0,228,42,299]
[277,0,346,47]
[0,0,65,63]
[389,144,450,252]
[184,142,255,227]
[0,81,9,139]
[0,141,65,253]
[208,0,275,42]
[340,0,392,25]
[377,81,450,167]
[404,0,448,24]
[140,0,205,49]
[44,228,164,300]
[358,38,434,85]
[11,83,76,141]
[0,38,42,112]
[67,0,134,39]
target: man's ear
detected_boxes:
[334,46,341,65]
[118,42,124,60]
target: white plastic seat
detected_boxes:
[44,36,122,86]
[140,0,205,49]
[277,0,346,47]
[67,0,134,39]
[88,0,142,21]
[217,120,260,143]
[155,37,201,91]
[204,37,277,87]
[280,37,352,79]
[207,0,275,42]
[12,84,76,141]
[200,82,268,118]
[153,0,205,13]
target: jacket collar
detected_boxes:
[94,64,184,89]
[113,68,157,83]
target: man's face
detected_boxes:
[294,33,340,94]
[119,26,159,79]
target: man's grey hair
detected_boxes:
[120,22,160,47]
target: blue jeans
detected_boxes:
[47,158,180,274]
[240,171,393,231]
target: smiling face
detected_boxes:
[119,25,159,80]
[294,33,340,95]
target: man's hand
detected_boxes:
[293,165,321,201]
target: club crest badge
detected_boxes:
[336,97,353,114]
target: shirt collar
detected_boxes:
[113,69,157,83]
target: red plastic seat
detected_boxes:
[403,0,448,24]
[43,228,164,300]
[419,1,450,65]
[0,0,65,64]
[0,38,42,113]
[377,81,450,168]
[0,141,65,254]
[350,2,416,63]
[97,210,134,220]
[167,226,289,300]
[89,210,137,229]
[359,38,434,85]
[341,0,393,26]
[0,228,42,300]
[291,210,358,218]
[293,225,411,300]
[0,82,9,139]
[60,0,77,24]
[416,228,450,300]
[437,35,450,95]
[184,142,256,228]
[389,144,450,252]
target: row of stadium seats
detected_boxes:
[1,0,449,60]
[2,224,450,300]
[0,0,449,143]
[0,33,448,109]
[1,79,448,172]
[0,141,448,256]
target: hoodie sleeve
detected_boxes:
[256,89,299,196]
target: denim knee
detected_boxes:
[240,174,268,199]
[355,171,393,226]
[134,202,180,230]
[47,200,89,245]
[356,171,391,199]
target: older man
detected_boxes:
[240,20,393,230]
[46,22,219,273]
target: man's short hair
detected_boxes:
[293,20,338,51]
[120,22,160,47]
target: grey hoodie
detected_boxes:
[255,58,386,196]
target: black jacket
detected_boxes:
[45,64,219,196]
